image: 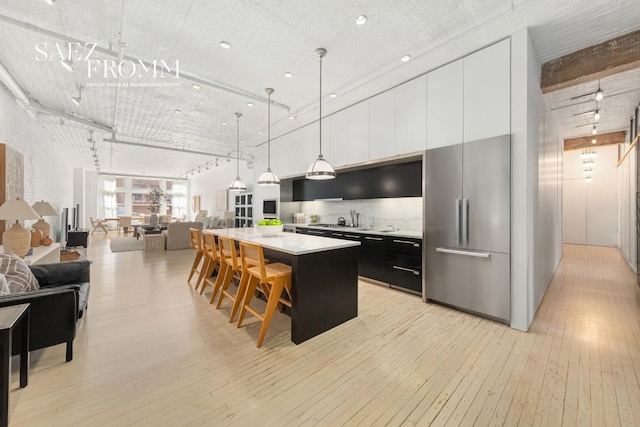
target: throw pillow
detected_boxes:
[0,274,9,296]
[211,216,219,228]
[0,251,39,293]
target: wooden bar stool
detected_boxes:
[187,228,204,288]
[212,236,244,310]
[197,233,223,300]
[237,241,292,348]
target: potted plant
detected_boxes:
[148,187,166,227]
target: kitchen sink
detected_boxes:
[356,228,394,233]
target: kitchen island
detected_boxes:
[204,228,360,344]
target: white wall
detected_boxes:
[188,160,252,220]
[618,133,637,272]
[563,145,619,246]
[0,87,74,242]
[510,28,563,332]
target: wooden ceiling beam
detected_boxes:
[541,29,640,93]
[563,131,626,151]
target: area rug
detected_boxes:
[109,237,143,253]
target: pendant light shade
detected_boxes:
[257,87,280,186]
[306,47,336,180]
[228,112,248,191]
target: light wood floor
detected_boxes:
[7,238,640,426]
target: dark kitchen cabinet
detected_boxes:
[295,227,330,237]
[359,234,387,283]
[343,162,421,200]
[287,160,422,202]
[386,237,422,293]
[292,175,343,201]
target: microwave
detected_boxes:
[263,199,278,218]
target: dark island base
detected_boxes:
[263,245,359,344]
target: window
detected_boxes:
[100,176,188,218]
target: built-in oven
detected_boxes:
[263,198,278,218]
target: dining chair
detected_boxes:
[117,216,132,235]
[197,233,223,300]
[237,241,292,348]
[90,216,108,235]
[187,228,204,288]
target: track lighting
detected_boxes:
[592,125,597,135]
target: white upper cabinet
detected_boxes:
[269,132,292,178]
[427,59,463,149]
[463,38,511,142]
[395,75,427,154]
[289,122,318,177]
[329,101,370,167]
[369,89,396,160]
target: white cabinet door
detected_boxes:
[427,59,463,149]
[325,108,350,167]
[290,122,319,177]
[395,75,427,154]
[347,101,370,165]
[369,89,396,160]
[269,132,291,178]
[252,143,268,184]
[463,38,511,142]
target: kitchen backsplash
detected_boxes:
[280,197,422,232]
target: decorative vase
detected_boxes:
[149,214,158,227]
[31,228,43,247]
[42,236,53,246]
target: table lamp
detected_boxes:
[31,200,57,240]
[0,199,41,257]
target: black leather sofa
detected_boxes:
[0,259,90,362]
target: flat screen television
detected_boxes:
[263,199,277,218]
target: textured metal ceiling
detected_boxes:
[0,0,638,177]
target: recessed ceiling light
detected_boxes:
[259,131,264,135]
[174,109,182,114]
[330,93,337,98]
[192,83,201,89]
[45,0,56,5]
[401,55,411,62]
[356,15,367,25]
[247,102,254,107]
[220,41,231,49]
[288,115,295,120]
[284,72,293,78]
[222,121,227,126]
[241,140,245,143]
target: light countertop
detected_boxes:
[204,227,360,256]
[282,224,422,239]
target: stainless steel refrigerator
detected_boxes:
[424,135,511,323]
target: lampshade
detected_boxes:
[306,47,336,180]
[31,200,57,240]
[258,87,280,186]
[307,155,337,180]
[0,199,40,258]
[32,201,57,217]
[228,112,248,191]
[0,199,41,221]
[257,169,280,185]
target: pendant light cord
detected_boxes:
[319,52,323,157]
[235,112,241,177]
[268,91,271,169]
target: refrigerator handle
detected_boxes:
[455,199,461,245]
[462,198,469,245]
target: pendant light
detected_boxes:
[228,112,248,191]
[306,47,336,180]
[257,88,280,186]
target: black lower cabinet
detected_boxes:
[359,235,387,283]
[386,237,422,293]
